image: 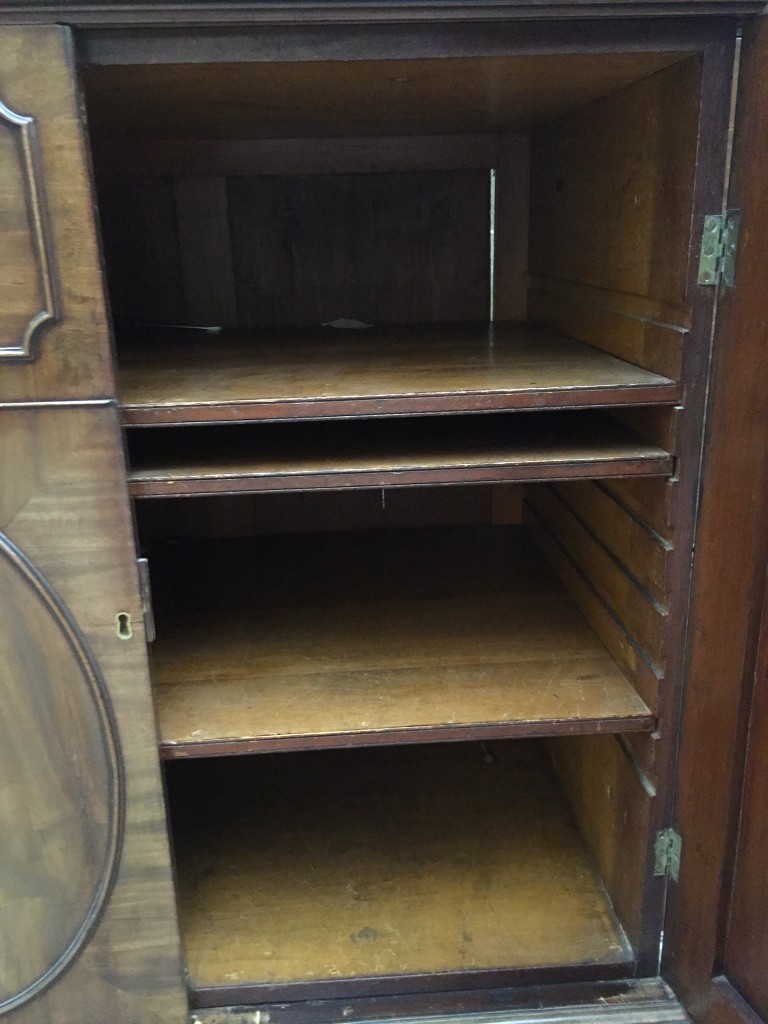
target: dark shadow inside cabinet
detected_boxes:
[81,37,708,1008]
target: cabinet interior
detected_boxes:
[81,43,701,1008]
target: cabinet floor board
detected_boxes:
[168,742,632,997]
[149,526,653,756]
[118,322,680,426]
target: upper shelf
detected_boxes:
[118,322,681,426]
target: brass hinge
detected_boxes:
[137,556,156,642]
[654,828,682,882]
[697,211,740,287]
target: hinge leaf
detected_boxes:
[654,827,682,882]
[697,211,740,287]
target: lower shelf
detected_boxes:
[149,526,653,757]
[167,741,633,1004]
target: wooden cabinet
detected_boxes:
[1,6,767,1024]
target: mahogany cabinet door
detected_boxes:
[0,25,115,401]
[0,24,188,1024]
[663,12,768,1024]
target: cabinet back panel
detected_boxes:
[100,170,490,328]
[229,171,489,327]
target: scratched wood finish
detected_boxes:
[146,526,652,758]
[126,412,673,498]
[81,53,688,140]
[118,324,680,425]
[168,741,631,997]
[0,405,186,1024]
[0,27,115,401]
[662,15,768,1019]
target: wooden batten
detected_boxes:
[549,481,672,604]
[525,517,661,712]
[527,282,687,380]
[525,486,668,669]
[601,477,678,543]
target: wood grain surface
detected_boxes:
[145,526,652,757]
[0,27,115,402]
[118,324,680,425]
[82,53,688,141]
[0,404,187,1023]
[167,741,632,995]
[662,16,768,1015]
[529,57,700,316]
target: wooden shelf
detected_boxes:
[127,411,672,498]
[149,527,654,758]
[168,741,633,1004]
[118,322,680,426]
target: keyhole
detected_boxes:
[115,612,133,640]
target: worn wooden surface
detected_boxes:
[0,3,758,28]
[190,978,689,1024]
[0,27,115,401]
[662,15,768,1019]
[126,412,673,498]
[190,978,690,1024]
[528,56,701,384]
[0,405,186,1023]
[145,526,652,757]
[82,53,688,140]
[547,735,651,956]
[530,57,700,318]
[118,324,680,426]
[168,741,631,998]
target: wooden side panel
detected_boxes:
[528,56,702,372]
[0,404,187,1024]
[547,735,651,954]
[0,26,115,401]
